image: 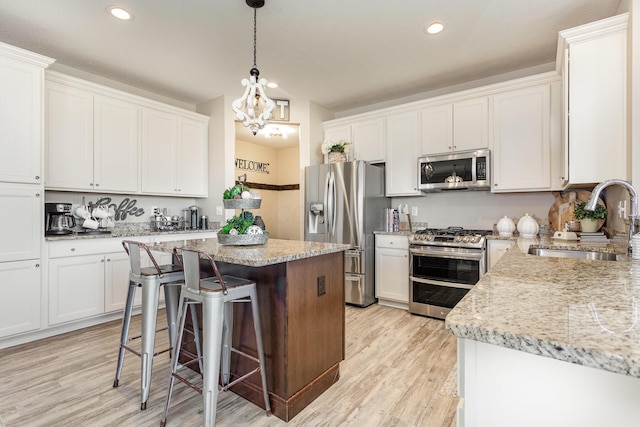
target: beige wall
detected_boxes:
[235,139,300,239]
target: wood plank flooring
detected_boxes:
[0,304,458,427]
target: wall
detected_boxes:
[234,139,301,239]
[392,191,556,231]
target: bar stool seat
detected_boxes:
[113,240,200,411]
[160,247,271,427]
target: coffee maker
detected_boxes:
[45,203,76,235]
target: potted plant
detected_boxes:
[573,201,607,232]
[321,140,350,163]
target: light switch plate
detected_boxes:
[411,206,418,216]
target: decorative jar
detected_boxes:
[517,213,539,238]
[496,216,516,237]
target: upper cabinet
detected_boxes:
[420,97,488,156]
[323,119,385,163]
[140,108,208,197]
[491,81,560,192]
[558,14,628,186]
[45,72,209,197]
[0,43,54,185]
[351,118,385,163]
[386,111,420,196]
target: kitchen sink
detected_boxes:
[527,247,620,261]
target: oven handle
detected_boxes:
[410,276,475,290]
[410,247,485,262]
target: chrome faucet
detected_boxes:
[585,179,639,253]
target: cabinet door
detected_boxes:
[386,111,420,196]
[141,108,178,195]
[48,255,105,325]
[375,247,409,303]
[45,82,94,190]
[94,95,139,193]
[420,104,452,155]
[453,97,488,152]
[104,251,136,313]
[568,28,626,184]
[0,56,43,184]
[352,118,385,163]
[323,124,351,146]
[492,85,551,192]
[176,117,208,197]
[0,184,42,262]
[487,240,514,270]
[0,260,41,337]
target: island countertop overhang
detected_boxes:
[150,237,350,267]
[446,240,640,378]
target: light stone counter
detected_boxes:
[446,237,640,378]
[151,237,350,267]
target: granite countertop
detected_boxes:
[151,237,350,267]
[446,236,640,378]
[45,225,217,241]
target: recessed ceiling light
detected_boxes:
[267,82,278,89]
[425,22,444,34]
[107,6,133,21]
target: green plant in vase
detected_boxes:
[573,201,607,232]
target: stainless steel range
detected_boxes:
[408,226,491,319]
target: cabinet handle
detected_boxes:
[35,176,40,180]
[101,259,105,263]
[95,183,99,187]
[70,248,75,251]
[90,183,94,186]
[35,193,40,197]
[35,263,40,268]
[106,258,110,262]
[494,183,498,186]
[448,146,452,149]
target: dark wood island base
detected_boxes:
[154,239,348,422]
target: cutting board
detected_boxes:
[548,190,606,232]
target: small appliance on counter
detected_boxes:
[45,203,76,235]
[188,205,200,229]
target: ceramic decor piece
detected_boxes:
[496,216,516,237]
[517,213,539,238]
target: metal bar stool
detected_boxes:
[113,240,201,410]
[160,247,271,427]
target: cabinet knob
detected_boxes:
[494,183,498,186]
[70,248,75,251]
[448,146,452,149]
[95,183,99,187]
[90,183,94,186]
[35,193,40,197]
[101,259,105,263]
[35,176,40,180]
[106,258,110,262]
[35,263,40,268]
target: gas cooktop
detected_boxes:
[409,226,492,248]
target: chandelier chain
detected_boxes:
[253,8,257,68]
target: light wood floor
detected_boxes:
[0,304,458,427]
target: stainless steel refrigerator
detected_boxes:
[304,161,390,307]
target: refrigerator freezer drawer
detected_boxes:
[345,273,365,306]
[345,249,363,274]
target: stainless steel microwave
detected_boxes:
[418,149,491,192]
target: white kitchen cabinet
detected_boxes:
[558,14,627,186]
[491,84,551,192]
[0,183,42,263]
[0,260,41,338]
[323,124,351,146]
[141,107,208,197]
[375,234,409,309]
[420,97,488,156]
[48,254,106,325]
[0,44,53,185]
[45,81,139,193]
[487,239,514,270]
[103,251,136,313]
[351,118,385,163]
[385,111,420,196]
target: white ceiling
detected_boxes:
[0,1,626,119]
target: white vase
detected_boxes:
[517,213,539,238]
[496,216,516,237]
[327,151,347,163]
[580,218,599,232]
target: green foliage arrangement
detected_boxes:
[573,201,607,220]
[220,211,255,234]
[223,184,249,200]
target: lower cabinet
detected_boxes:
[375,234,409,309]
[0,260,41,338]
[103,251,135,313]
[487,239,515,270]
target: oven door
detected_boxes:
[409,246,485,319]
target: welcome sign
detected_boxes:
[235,158,270,174]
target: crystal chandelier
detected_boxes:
[232,0,276,135]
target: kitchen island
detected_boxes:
[446,238,640,427]
[151,237,349,422]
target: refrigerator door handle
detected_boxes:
[324,170,332,239]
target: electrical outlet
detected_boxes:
[411,206,418,216]
[317,276,326,296]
